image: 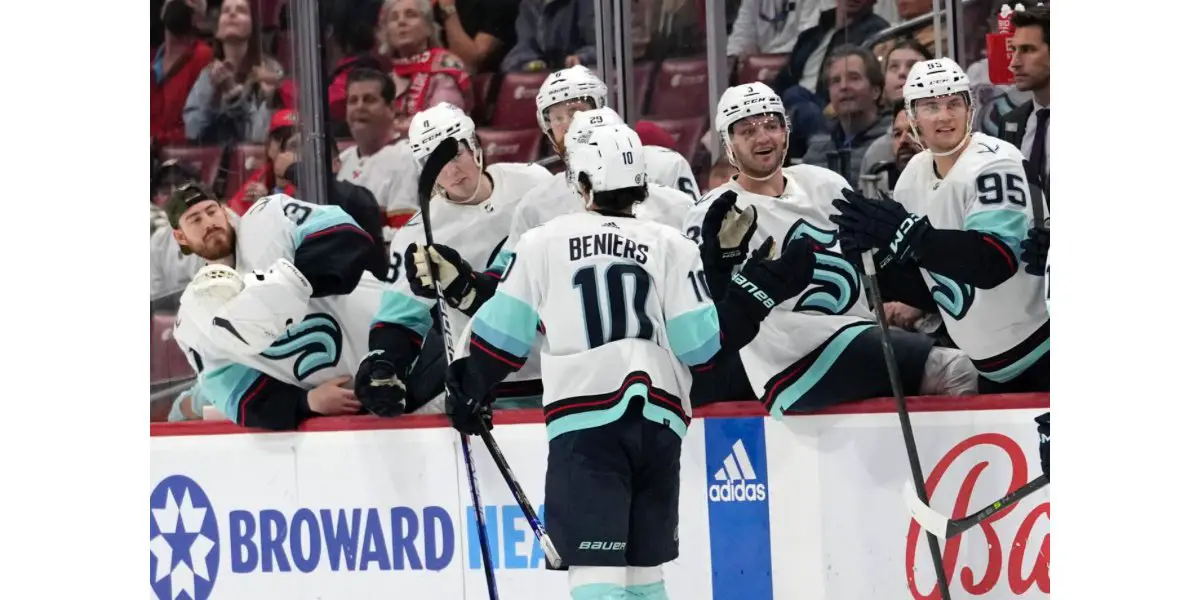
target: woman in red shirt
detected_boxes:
[151,0,213,145]
[378,0,471,134]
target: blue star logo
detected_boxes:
[150,475,220,600]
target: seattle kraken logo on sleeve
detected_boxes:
[260,313,343,381]
[929,272,975,320]
[783,219,861,315]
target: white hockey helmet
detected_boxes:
[535,65,609,135]
[408,102,480,169]
[715,82,788,148]
[566,120,646,195]
[903,58,976,156]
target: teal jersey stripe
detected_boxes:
[771,322,873,418]
[965,209,1028,256]
[626,581,669,599]
[571,583,628,600]
[292,205,360,247]
[197,363,262,422]
[487,249,515,275]
[666,304,721,366]
[978,338,1050,383]
[546,383,645,441]
[473,292,538,358]
[642,401,688,440]
[373,290,433,337]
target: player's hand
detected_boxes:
[445,359,494,436]
[831,188,930,268]
[354,350,407,417]
[700,190,757,269]
[727,236,815,320]
[1035,412,1049,481]
[884,302,923,330]
[1020,226,1049,276]
[405,243,481,310]
[307,376,362,416]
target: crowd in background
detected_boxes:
[150,0,1051,413]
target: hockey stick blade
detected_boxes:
[419,138,460,211]
[905,475,1050,540]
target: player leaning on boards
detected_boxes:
[490,65,697,280]
[686,82,980,417]
[831,58,1050,393]
[169,183,388,430]
[354,102,555,415]
[443,118,814,600]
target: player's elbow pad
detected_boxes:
[229,376,317,431]
[915,229,1018,290]
[293,225,376,297]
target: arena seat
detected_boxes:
[737,53,790,85]
[150,313,194,386]
[160,145,224,189]
[647,57,709,118]
[641,117,707,164]
[471,72,495,124]
[477,128,544,166]
[633,62,656,116]
[490,72,550,130]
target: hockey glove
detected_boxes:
[445,358,494,436]
[405,243,484,312]
[726,236,816,322]
[700,190,758,269]
[193,259,312,356]
[831,188,931,268]
[354,350,407,417]
[1021,226,1049,276]
[1035,412,1049,481]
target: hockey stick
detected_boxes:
[904,474,1048,540]
[417,139,500,599]
[859,252,954,600]
[419,139,564,571]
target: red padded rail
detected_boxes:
[150,393,1049,438]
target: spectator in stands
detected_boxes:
[152,0,213,145]
[726,0,817,58]
[631,0,706,62]
[183,0,283,144]
[432,0,521,73]
[501,0,596,72]
[999,4,1050,198]
[772,0,890,160]
[379,0,471,134]
[337,69,421,238]
[150,176,213,299]
[226,109,300,215]
[858,99,919,192]
[802,45,890,182]
[872,0,947,62]
[881,39,931,103]
[321,0,389,123]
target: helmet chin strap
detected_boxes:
[929,128,974,157]
[727,144,786,182]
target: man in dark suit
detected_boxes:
[996,5,1050,202]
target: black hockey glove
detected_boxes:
[1035,412,1049,481]
[700,190,758,269]
[405,243,488,312]
[445,358,495,436]
[354,350,407,417]
[831,188,931,268]
[1021,226,1049,276]
[726,237,816,322]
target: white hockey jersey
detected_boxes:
[645,145,701,202]
[174,194,383,422]
[893,133,1049,382]
[337,137,420,240]
[374,162,553,394]
[683,165,876,416]
[465,211,721,441]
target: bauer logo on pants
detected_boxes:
[705,418,773,599]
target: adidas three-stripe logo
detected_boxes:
[708,439,767,502]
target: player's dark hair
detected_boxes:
[269,125,296,147]
[891,98,907,120]
[1010,5,1050,46]
[328,0,383,55]
[824,45,886,104]
[577,172,647,214]
[884,39,934,67]
[347,68,397,104]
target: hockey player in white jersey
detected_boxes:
[831,58,1049,393]
[168,182,390,430]
[444,118,814,600]
[685,82,979,416]
[354,102,554,411]
[494,67,697,274]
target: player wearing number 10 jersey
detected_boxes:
[832,58,1049,393]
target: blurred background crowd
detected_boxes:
[150,0,1050,419]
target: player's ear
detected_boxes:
[173,228,190,249]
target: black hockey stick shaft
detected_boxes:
[419,139,501,600]
[945,474,1049,539]
[418,139,562,570]
[860,253,954,599]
